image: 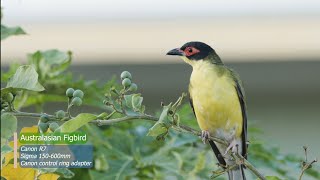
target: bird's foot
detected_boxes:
[224,139,239,155]
[200,130,210,144]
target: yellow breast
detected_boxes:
[189,61,242,138]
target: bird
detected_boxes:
[166,41,247,180]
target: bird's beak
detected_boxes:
[166,48,184,56]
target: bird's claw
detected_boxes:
[224,139,238,155]
[200,130,210,144]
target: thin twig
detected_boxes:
[298,146,318,180]
[230,153,266,180]
[92,114,158,125]
[211,164,237,179]
[299,159,318,180]
[106,110,116,119]
[9,111,57,120]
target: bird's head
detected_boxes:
[166,41,222,65]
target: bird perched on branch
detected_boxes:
[167,41,248,180]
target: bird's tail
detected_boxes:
[227,165,246,180]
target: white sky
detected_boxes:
[2,0,320,24]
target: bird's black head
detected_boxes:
[166,41,217,61]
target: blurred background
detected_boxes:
[1,0,320,159]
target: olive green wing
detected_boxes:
[230,70,248,159]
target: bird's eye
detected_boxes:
[184,47,200,57]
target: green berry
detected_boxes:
[49,122,59,132]
[56,110,65,119]
[128,83,138,92]
[120,71,132,80]
[40,114,49,123]
[2,93,14,102]
[122,78,131,87]
[71,97,82,106]
[73,89,84,99]
[66,88,75,98]
[38,122,49,133]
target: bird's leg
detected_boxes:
[200,130,210,144]
[224,139,238,155]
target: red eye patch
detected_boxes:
[184,47,200,56]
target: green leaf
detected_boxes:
[54,168,75,179]
[305,168,320,179]
[132,94,143,111]
[28,49,72,80]
[1,25,26,40]
[147,103,173,138]
[172,152,183,171]
[38,167,58,174]
[67,168,90,180]
[190,151,206,175]
[265,176,282,180]
[158,103,173,124]
[89,159,138,180]
[1,144,13,155]
[84,125,112,149]
[124,95,133,109]
[59,113,97,133]
[2,65,44,93]
[42,49,71,65]
[1,144,13,168]
[1,113,17,139]
[147,122,168,137]
[123,94,144,116]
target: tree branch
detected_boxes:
[7,110,227,145]
[91,115,227,145]
[232,153,266,180]
[6,110,265,178]
[92,114,158,125]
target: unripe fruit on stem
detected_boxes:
[122,78,131,87]
[128,83,138,92]
[40,114,49,123]
[38,122,49,133]
[73,89,84,99]
[49,122,59,132]
[66,88,75,98]
[72,97,82,106]
[120,71,132,80]
[56,110,65,119]
[2,93,14,102]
